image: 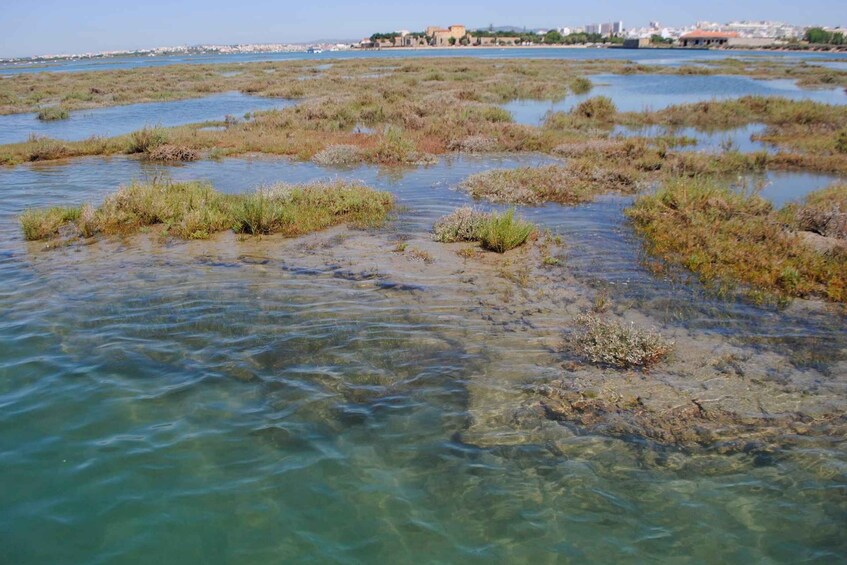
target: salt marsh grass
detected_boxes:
[433,207,535,253]
[21,179,394,242]
[627,178,847,302]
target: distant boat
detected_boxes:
[307,47,324,54]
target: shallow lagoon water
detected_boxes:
[1,153,846,561]
[504,74,847,125]
[0,92,294,145]
[4,47,847,75]
[612,123,774,154]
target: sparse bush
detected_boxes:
[312,144,365,166]
[146,144,200,162]
[433,207,489,243]
[790,184,847,240]
[36,106,70,121]
[572,314,673,369]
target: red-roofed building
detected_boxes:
[679,31,740,47]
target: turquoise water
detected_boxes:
[504,74,847,124]
[2,155,847,562]
[0,92,294,145]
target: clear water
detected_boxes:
[3,47,847,75]
[612,123,775,154]
[504,74,847,125]
[1,154,846,562]
[0,92,293,145]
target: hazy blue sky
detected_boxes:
[1,0,844,57]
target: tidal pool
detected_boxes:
[0,92,294,145]
[612,123,775,154]
[1,155,846,562]
[504,74,847,125]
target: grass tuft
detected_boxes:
[433,207,535,253]
[479,209,535,253]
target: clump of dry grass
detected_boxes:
[460,163,639,206]
[572,313,673,369]
[433,207,534,253]
[311,144,365,166]
[627,178,847,302]
[146,144,200,162]
[21,179,394,243]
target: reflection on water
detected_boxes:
[0,92,294,145]
[1,154,846,562]
[612,123,775,153]
[504,74,847,125]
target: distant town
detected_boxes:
[2,18,846,64]
[360,20,847,50]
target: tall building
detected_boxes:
[612,21,624,34]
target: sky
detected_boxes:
[0,0,844,58]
